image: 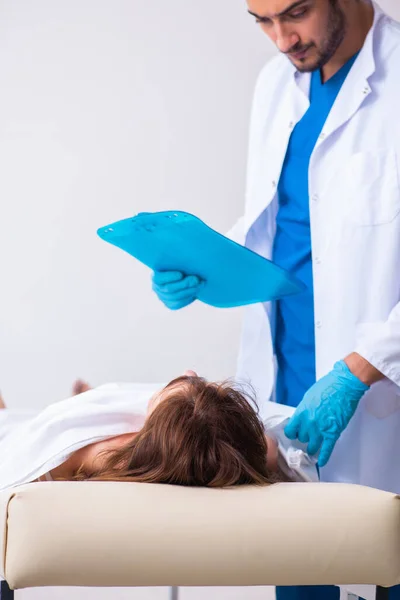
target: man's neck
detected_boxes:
[322,1,375,82]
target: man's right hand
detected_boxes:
[152,271,203,310]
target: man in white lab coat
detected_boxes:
[152,3,400,597]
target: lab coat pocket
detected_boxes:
[342,150,400,226]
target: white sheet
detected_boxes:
[262,401,319,483]
[0,382,163,491]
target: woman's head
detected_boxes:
[79,375,284,487]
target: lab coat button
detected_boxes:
[315,257,321,264]
[319,132,326,140]
[289,121,294,129]
[312,193,319,202]
[316,321,322,329]
[272,180,277,188]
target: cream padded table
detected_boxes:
[1,482,399,600]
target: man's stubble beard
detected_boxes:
[296,0,348,72]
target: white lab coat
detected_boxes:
[232,3,400,493]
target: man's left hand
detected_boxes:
[284,359,371,468]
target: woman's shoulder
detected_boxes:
[51,432,138,480]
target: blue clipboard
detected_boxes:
[97,211,305,308]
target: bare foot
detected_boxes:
[0,392,6,409]
[72,379,92,396]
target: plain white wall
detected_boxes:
[0,0,271,408]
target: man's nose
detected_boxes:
[274,23,299,54]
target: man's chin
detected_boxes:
[289,55,321,73]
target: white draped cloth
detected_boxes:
[0,382,162,492]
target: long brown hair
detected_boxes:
[75,376,286,487]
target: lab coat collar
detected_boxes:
[307,1,384,145]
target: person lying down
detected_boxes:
[0,372,318,492]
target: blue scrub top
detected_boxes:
[273,55,358,408]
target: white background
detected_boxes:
[1,0,399,598]
[0,0,268,409]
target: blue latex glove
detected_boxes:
[152,271,202,310]
[284,361,370,468]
